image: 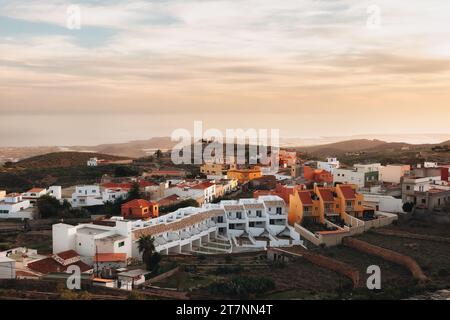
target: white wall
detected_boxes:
[0,259,15,279]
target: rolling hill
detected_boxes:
[8,152,132,169]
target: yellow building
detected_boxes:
[200,163,226,176]
[288,184,365,226]
[335,184,364,219]
[227,167,262,183]
[288,190,321,225]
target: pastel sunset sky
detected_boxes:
[1,0,449,146]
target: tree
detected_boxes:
[137,235,161,272]
[127,182,142,200]
[36,195,62,218]
[114,166,139,177]
[402,202,414,213]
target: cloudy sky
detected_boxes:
[1,0,450,146]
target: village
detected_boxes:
[1,148,449,300]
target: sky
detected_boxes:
[1,0,450,146]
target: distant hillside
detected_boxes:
[88,137,177,158]
[292,139,447,157]
[294,139,396,156]
[10,152,131,169]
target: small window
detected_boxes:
[118,241,125,247]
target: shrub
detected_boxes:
[207,276,275,299]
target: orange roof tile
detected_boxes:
[93,253,127,263]
[298,191,313,205]
[27,188,45,193]
[340,185,357,199]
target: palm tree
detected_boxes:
[137,235,156,263]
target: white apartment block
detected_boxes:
[354,163,382,173]
[53,196,304,262]
[317,157,340,172]
[164,181,216,204]
[22,186,62,206]
[53,220,132,265]
[0,193,34,219]
[102,188,129,203]
[333,169,366,188]
[71,185,103,207]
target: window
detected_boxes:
[406,186,411,190]
[236,212,242,219]
[218,216,224,223]
[249,222,255,228]
[256,210,262,217]
[118,241,125,247]
[276,207,282,214]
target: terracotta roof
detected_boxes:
[191,182,215,190]
[26,188,45,193]
[318,188,334,202]
[93,253,127,263]
[122,199,151,208]
[102,180,156,190]
[6,193,21,197]
[27,258,91,274]
[16,270,40,278]
[298,191,313,205]
[55,250,79,260]
[339,185,357,199]
[102,182,132,189]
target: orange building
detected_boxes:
[303,166,333,184]
[227,166,262,183]
[287,184,365,226]
[121,199,159,220]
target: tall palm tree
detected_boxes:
[137,235,156,263]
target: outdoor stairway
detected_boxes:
[191,238,232,255]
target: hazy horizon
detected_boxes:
[1,1,450,146]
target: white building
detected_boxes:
[317,157,340,172]
[102,188,129,203]
[333,169,365,188]
[164,181,216,204]
[354,163,382,173]
[87,157,98,166]
[53,219,132,265]
[0,193,34,219]
[423,162,438,168]
[71,185,103,207]
[0,256,15,279]
[22,186,62,206]
[362,194,405,213]
[53,196,304,260]
[132,195,302,256]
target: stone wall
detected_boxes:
[343,237,427,282]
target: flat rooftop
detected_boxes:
[77,227,109,235]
